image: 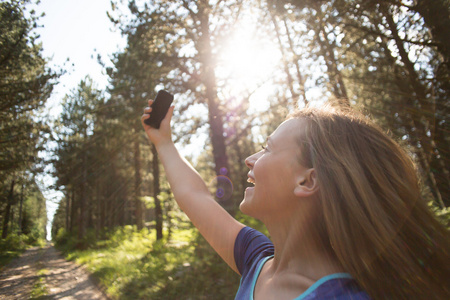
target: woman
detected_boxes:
[141,101,449,299]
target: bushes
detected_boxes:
[0,232,43,268]
[0,233,28,252]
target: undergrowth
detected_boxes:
[0,233,47,269]
[55,225,240,299]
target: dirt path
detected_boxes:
[0,244,108,299]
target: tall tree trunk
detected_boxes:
[65,195,70,232]
[151,144,163,240]
[78,151,88,242]
[97,180,105,234]
[165,195,173,240]
[10,207,14,234]
[95,182,100,237]
[70,188,76,233]
[17,183,24,235]
[134,138,143,229]
[197,2,233,213]
[2,180,15,239]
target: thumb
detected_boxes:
[161,105,175,126]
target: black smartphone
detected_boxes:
[144,90,174,129]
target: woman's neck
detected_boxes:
[264,216,344,281]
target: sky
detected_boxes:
[30,0,126,239]
[33,0,126,115]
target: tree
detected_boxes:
[0,0,56,176]
[0,0,56,239]
[1,180,16,238]
[18,179,47,242]
[1,174,47,241]
[106,24,174,234]
[53,78,104,241]
[338,0,449,206]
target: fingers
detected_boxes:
[143,106,152,114]
[141,105,151,122]
[142,100,174,130]
[142,100,153,117]
[143,97,156,115]
[141,113,149,125]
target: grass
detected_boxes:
[29,268,48,299]
[58,225,240,299]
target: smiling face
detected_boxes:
[240,119,315,222]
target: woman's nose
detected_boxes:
[245,152,258,169]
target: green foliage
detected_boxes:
[0,233,28,267]
[0,232,45,268]
[0,177,47,267]
[0,0,52,260]
[56,226,239,299]
[0,233,28,252]
[25,227,47,246]
[20,182,47,239]
[53,228,78,252]
[50,198,66,241]
[429,202,450,229]
[0,0,58,180]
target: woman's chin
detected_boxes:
[244,186,254,195]
[240,190,254,214]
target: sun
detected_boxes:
[216,18,281,100]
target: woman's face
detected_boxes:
[240,119,311,221]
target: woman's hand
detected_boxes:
[141,99,175,148]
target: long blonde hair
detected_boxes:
[289,106,449,299]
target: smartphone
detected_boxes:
[144,90,174,129]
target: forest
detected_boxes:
[1,0,449,299]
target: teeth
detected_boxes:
[247,178,255,185]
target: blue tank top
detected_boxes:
[234,227,371,299]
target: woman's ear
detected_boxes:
[294,168,318,197]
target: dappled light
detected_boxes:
[2,0,449,299]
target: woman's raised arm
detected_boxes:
[141,100,245,273]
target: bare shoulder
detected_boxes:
[253,259,316,300]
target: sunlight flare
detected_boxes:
[216,19,281,96]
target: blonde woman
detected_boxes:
[141,101,449,299]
